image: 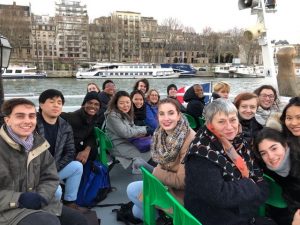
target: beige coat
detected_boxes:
[0,126,62,225]
[152,128,195,204]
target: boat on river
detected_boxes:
[214,64,265,78]
[2,66,47,79]
[160,63,197,77]
[76,63,180,79]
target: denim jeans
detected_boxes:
[127,181,144,220]
[55,161,83,201]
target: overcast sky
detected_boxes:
[2,0,299,44]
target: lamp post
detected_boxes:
[0,35,12,109]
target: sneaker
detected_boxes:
[64,202,90,213]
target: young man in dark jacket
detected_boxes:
[37,89,86,212]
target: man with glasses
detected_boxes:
[254,85,280,126]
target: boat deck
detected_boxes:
[92,163,142,224]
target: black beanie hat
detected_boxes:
[167,84,177,94]
[82,91,100,106]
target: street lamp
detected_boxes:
[0,34,12,108]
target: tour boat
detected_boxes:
[2,66,47,79]
[75,63,180,79]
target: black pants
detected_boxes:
[17,206,88,225]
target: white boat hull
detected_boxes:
[76,63,180,79]
[2,66,47,79]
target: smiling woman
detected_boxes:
[105,90,151,170]
[184,98,274,225]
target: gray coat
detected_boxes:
[105,111,151,168]
[0,126,62,225]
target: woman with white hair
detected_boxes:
[184,98,275,225]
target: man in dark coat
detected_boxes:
[37,89,86,212]
[61,91,100,164]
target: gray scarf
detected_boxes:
[151,116,190,165]
[6,125,34,152]
[267,147,291,177]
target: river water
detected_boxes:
[3,76,277,107]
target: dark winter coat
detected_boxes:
[61,108,97,161]
[37,114,75,171]
[183,86,205,129]
[239,115,263,146]
[184,126,268,225]
[133,104,146,126]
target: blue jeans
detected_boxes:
[55,161,83,201]
[127,181,144,220]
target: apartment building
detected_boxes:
[55,0,89,62]
[31,15,57,70]
[0,2,32,63]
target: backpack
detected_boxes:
[76,160,111,207]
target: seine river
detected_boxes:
[3,76,277,107]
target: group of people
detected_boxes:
[1,77,300,225]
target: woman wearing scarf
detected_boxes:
[126,98,195,221]
[254,127,298,225]
[184,98,275,225]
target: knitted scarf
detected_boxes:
[187,126,263,181]
[6,125,34,152]
[151,116,190,165]
[268,147,291,177]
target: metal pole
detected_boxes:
[0,45,4,108]
[0,45,4,125]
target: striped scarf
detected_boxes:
[151,116,190,165]
[6,125,34,152]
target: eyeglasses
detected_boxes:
[259,94,275,100]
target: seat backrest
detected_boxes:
[94,127,113,167]
[166,192,202,225]
[198,116,206,128]
[263,174,287,208]
[258,174,287,216]
[183,113,197,129]
[141,167,202,225]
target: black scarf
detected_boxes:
[186,126,263,181]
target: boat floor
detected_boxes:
[92,163,142,224]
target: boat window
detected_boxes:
[6,70,13,73]
[120,72,123,75]
[125,73,128,75]
[15,70,22,73]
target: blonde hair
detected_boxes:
[213,81,231,92]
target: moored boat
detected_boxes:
[160,63,197,77]
[76,63,180,79]
[2,66,47,79]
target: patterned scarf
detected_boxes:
[151,116,190,165]
[6,125,34,152]
[187,126,263,181]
